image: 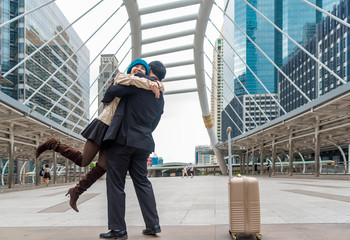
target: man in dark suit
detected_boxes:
[99,61,166,239]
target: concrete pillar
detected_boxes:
[288,130,294,176]
[53,152,57,184]
[35,135,41,186]
[272,138,276,176]
[260,143,264,175]
[8,124,14,188]
[65,159,69,183]
[252,149,255,175]
[73,164,77,182]
[348,144,350,174]
[240,153,244,174]
[79,165,82,180]
[245,150,249,174]
[315,117,320,177]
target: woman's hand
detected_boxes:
[150,82,160,98]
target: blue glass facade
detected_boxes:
[1,0,19,98]
[282,0,318,63]
[222,0,340,137]
[234,0,276,96]
[0,0,90,133]
[282,0,336,64]
[279,0,350,113]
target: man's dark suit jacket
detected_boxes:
[101,76,164,153]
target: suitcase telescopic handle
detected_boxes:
[227,127,233,179]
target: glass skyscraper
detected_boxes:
[222,0,340,138]
[279,0,350,113]
[233,0,276,96]
[0,0,90,133]
[281,0,337,64]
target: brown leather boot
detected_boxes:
[36,137,60,158]
[54,143,83,166]
[65,163,106,212]
[36,138,83,166]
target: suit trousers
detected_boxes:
[106,142,159,230]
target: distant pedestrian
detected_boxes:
[189,163,194,178]
[182,165,188,178]
[43,164,51,186]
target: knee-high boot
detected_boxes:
[65,163,106,212]
[36,138,83,166]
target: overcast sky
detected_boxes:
[56,0,224,163]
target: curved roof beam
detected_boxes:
[194,0,227,174]
[123,0,141,59]
[139,0,202,15]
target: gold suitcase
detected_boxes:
[229,174,262,240]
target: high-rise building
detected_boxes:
[211,36,224,141]
[211,36,224,164]
[98,54,119,115]
[195,145,211,165]
[232,0,277,96]
[0,0,90,133]
[222,0,339,138]
[279,0,349,112]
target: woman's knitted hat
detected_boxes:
[127,58,150,75]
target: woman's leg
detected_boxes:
[81,140,100,166]
[36,138,99,167]
[96,148,107,170]
[66,149,107,212]
[43,178,49,186]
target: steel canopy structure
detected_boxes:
[217,83,350,177]
[1,0,350,189]
[0,91,85,187]
[0,0,228,189]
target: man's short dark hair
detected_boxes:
[149,61,166,81]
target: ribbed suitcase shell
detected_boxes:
[229,175,261,237]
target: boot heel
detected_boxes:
[65,188,79,212]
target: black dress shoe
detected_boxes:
[142,225,161,235]
[99,230,128,239]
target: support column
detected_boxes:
[348,144,350,174]
[245,149,249,175]
[315,117,320,177]
[227,127,233,178]
[79,165,82,180]
[272,138,276,176]
[73,164,77,182]
[35,135,42,186]
[260,142,264,175]
[252,148,255,175]
[8,123,14,188]
[65,159,69,183]
[288,130,294,176]
[53,152,57,184]
[239,153,243,174]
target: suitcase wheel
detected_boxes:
[255,233,262,240]
[228,230,237,240]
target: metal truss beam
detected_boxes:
[139,0,201,15]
